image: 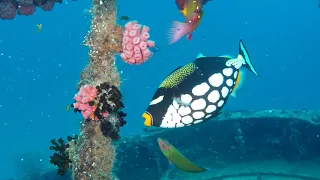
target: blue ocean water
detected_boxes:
[0,0,319,179]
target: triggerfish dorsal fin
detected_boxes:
[157,138,208,173]
[231,70,244,98]
[219,55,232,59]
[197,52,205,58]
[238,40,260,77]
[159,63,196,88]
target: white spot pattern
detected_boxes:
[181,94,192,104]
[226,79,233,87]
[181,115,193,124]
[194,120,203,124]
[193,111,205,119]
[205,105,216,113]
[234,71,238,79]
[222,68,233,77]
[217,100,224,107]
[205,114,212,119]
[176,123,185,127]
[221,87,229,98]
[172,100,179,109]
[178,106,191,116]
[150,95,164,105]
[207,90,220,103]
[208,73,224,87]
[192,83,210,96]
[191,98,206,110]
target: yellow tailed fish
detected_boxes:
[157,138,211,173]
[36,24,42,33]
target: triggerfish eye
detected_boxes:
[142,112,153,126]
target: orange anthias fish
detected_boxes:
[168,0,204,44]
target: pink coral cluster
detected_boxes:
[73,85,108,120]
[120,21,155,65]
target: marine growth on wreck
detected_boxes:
[1,0,315,180]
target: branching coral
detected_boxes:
[49,135,78,175]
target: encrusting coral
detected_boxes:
[49,0,155,179]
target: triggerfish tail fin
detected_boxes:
[231,70,244,98]
[168,21,191,44]
[238,40,260,77]
[157,138,209,173]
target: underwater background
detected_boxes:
[0,0,319,179]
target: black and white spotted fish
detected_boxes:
[142,40,259,128]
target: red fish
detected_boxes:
[168,10,203,44]
[169,0,204,44]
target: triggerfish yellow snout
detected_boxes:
[142,112,153,126]
[157,138,210,173]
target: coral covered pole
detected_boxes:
[71,0,122,179]
[49,0,156,178]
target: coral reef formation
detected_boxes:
[0,0,62,20]
[120,20,155,64]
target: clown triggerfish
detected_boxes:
[142,40,259,128]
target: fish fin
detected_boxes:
[219,55,232,59]
[238,40,260,77]
[205,167,215,172]
[197,53,205,58]
[186,33,192,40]
[168,160,175,169]
[159,63,196,88]
[176,0,186,10]
[231,70,244,97]
[168,21,190,44]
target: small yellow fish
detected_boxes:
[36,24,42,33]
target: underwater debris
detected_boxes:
[49,135,78,175]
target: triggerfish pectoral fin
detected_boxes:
[157,138,209,173]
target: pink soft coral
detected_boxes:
[73,85,108,120]
[120,20,155,65]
